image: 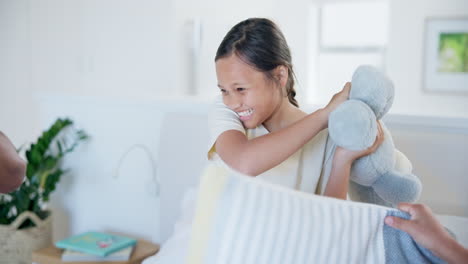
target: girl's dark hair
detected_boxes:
[215,18,299,107]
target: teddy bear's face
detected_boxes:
[329,65,421,207]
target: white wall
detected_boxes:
[3,0,468,137]
[382,0,468,216]
[0,0,36,146]
[380,0,468,216]
[384,115,468,216]
[36,95,211,243]
[1,0,468,240]
[170,0,310,98]
[0,0,176,145]
[386,0,468,118]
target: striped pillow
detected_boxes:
[186,165,443,264]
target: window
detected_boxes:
[307,0,390,105]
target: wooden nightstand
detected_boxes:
[32,239,160,264]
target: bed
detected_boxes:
[37,95,467,263]
[144,112,468,264]
[144,165,468,264]
[145,110,468,264]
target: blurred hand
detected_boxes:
[0,131,26,193]
[385,203,453,253]
[385,203,468,263]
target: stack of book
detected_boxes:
[55,231,138,262]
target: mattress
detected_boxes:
[437,214,468,248]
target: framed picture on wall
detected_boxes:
[423,17,468,94]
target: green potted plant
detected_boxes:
[0,118,88,264]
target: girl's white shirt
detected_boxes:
[141,97,335,264]
[207,96,333,195]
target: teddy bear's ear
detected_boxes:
[351,65,394,119]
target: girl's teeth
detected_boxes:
[238,109,253,117]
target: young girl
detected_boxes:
[208,18,383,199]
[142,17,385,264]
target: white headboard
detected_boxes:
[157,111,210,242]
[38,94,211,244]
[37,94,468,247]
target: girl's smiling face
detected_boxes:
[215,54,283,129]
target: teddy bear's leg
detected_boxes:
[348,181,392,207]
[372,171,422,207]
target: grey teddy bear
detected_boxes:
[328,65,422,207]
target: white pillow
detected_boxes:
[186,165,444,264]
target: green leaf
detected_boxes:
[30,149,41,165]
[43,156,59,170]
[42,169,64,202]
[57,141,63,155]
[2,117,89,229]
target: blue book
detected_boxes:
[61,246,134,262]
[55,231,137,257]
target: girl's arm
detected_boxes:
[324,121,384,199]
[216,83,351,176]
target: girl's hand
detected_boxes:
[324,121,383,200]
[335,121,384,165]
[323,82,351,117]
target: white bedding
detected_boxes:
[437,214,468,248]
[142,187,197,264]
[143,186,468,264]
